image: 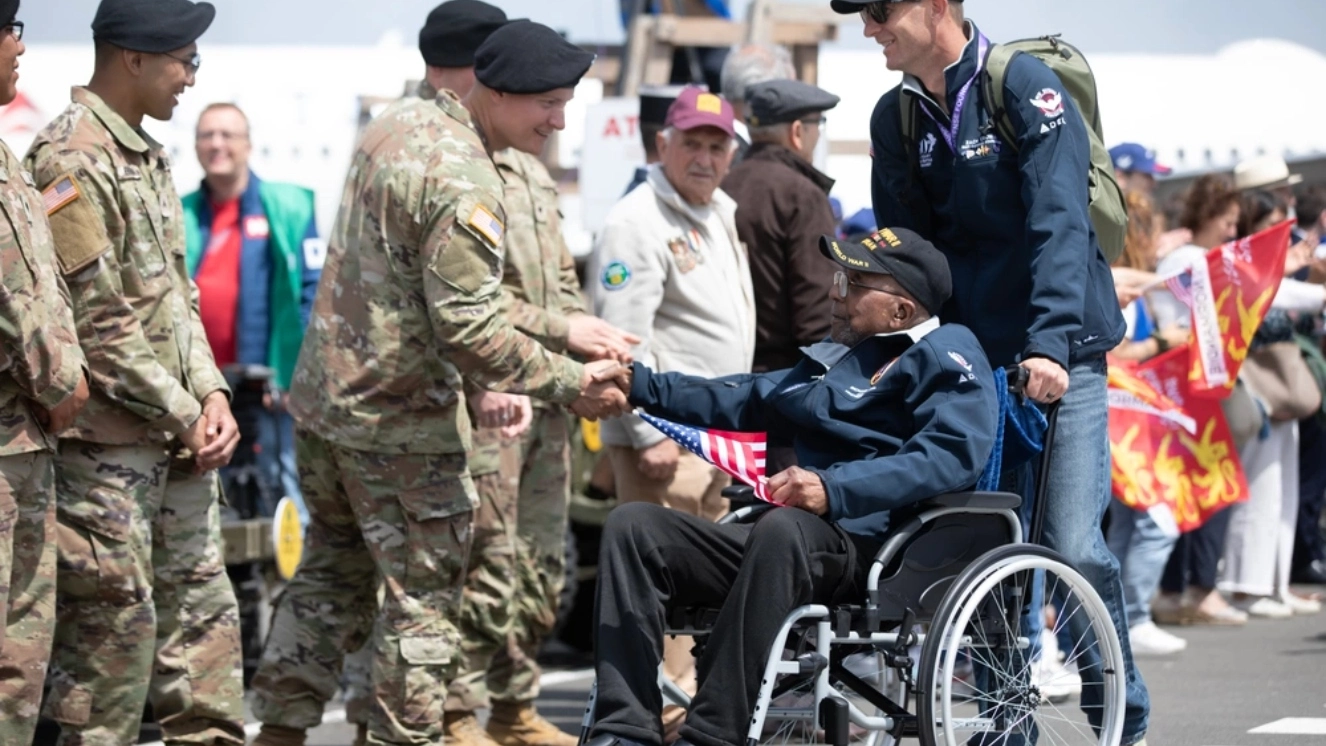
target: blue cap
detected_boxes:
[1109,143,1171,176]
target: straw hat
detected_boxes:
[1233,155,1303,191]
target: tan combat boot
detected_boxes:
[446,711,507,746]
[487,700,579,746]
[250,724,307,746]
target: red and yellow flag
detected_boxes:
[1109,347,1248,532]
[1186,220,1294,397]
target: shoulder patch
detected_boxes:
[600,260,632,291]
[947,351,973,372]
[466,203,504,246]
[42,175,79,215]
[43,174,111,275]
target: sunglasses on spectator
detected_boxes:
[860,0,920,24]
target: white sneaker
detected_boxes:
[1128,621,1187,656]
[1032,655,1082,704]
[1280,592,1322,615]
[1232,596,1294,619]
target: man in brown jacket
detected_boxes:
[722,78,840,373]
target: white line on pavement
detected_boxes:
[1248,717,1326,735]
[140,667,592,744]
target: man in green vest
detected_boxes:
[182,101,321,511]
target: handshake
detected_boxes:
[570,359,634,420]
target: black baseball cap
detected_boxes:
[830,0,962,13]
[819,228,952,315]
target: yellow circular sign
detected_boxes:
[581,418,602,453]
[272,497,304,580]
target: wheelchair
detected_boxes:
[576,367,1127,746]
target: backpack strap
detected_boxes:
[897,91,924,213]
[978,43,1021,154]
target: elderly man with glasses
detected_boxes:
[585,227,999,746]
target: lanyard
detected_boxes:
[919,34,989,154]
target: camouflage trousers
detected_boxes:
[345,408,573,721]
[45,440,244,745]
[250,430,475,744]
[0,450,57,743]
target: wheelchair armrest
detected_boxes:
[914,491,1021,512]
[720,502,774,525]
[721,484,764,515]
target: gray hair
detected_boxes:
[720,44,795,105]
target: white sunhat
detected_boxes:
[1233,154,1304,191]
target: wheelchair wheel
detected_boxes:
[916,544,1126,746]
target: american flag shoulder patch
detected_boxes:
[466,203,504,246]
[42,175,80,216]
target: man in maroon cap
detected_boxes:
[587,85,755,737]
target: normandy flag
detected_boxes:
[1183,220,1295,396]
[1108,347,1249,532]
[639,412,772,502]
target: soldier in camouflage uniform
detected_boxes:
[25,1,246,743]
[340,6,639,745]
[248,18,631,746]
[0,5,93,742]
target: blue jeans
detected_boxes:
[1039,358,1150,743]
[1106,499,1178,626]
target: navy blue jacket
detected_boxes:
[628,320,999,539]
[869,23,1124,369]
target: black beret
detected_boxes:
[418,0,507,68]
[745,78,839,127]
[474,20,595,95]
[820,228,952,316]
[0,1,18,29]
[92,0,215,53]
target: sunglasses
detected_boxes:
[859,0,920,24]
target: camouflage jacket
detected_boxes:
[0,139,86,456]
[466,148,587,473]
[288,89,584,455]
[26,87,230,445]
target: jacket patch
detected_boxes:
[667,232,704,273]
[466,203,505,246]
[303,238,327,271]
[870,359,897,386]
[1030,88,1064,118]
[919,133,937,168]
[948,351,973,372]
[601,260,632,291]
[42,175,79,215]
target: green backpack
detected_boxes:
[899,35,1128,263]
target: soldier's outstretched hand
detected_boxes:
[571,360,631,420]
[567,314,640,364]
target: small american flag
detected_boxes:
[639,412,771,502]
[1163,269,1194,308]
[42,176,78,215]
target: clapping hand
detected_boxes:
[568,314,641,364]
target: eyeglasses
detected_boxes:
[799,115,827,126]
[833,270,905,300]
[859,0,918,25]
[196,129,248,143]
[163,50,201,76]
[5,21,22,42]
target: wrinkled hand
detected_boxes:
[1021,357,1069,405]
[37,374,90,434]
[568,314,641,364]
[470,390,533,438]
[637,439,680,481]
[768,467,828,515]
[570,360,631,420]
[194,391,240,472]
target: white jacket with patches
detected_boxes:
[588,164,756,449]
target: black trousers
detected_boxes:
[1160,503,1233,593]
[591,502,879,746]
[1294,416,1326,571]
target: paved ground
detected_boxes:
[193,591,1326,746]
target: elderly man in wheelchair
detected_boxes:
[584,229,1128,746]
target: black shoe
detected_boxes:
[1292,559,1326,585]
